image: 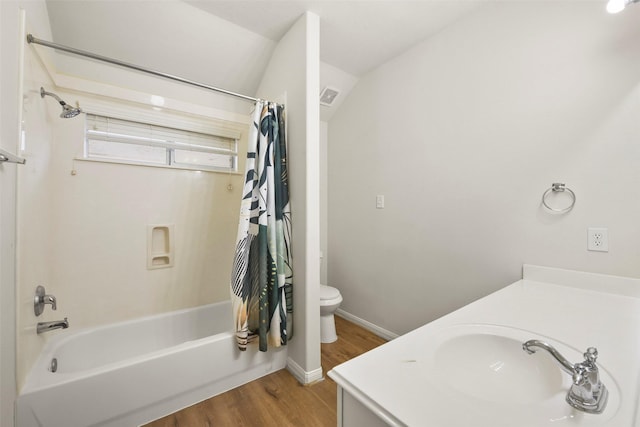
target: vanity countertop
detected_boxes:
[328,265,640,427]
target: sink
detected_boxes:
[435,333,567,404]
[426,325,620,425]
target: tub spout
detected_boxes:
[37,318,69,334]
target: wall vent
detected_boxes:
[320,87,340,106]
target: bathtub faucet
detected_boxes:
[522,340,608,414]
[37,318,69,334]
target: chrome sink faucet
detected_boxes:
[523,340,608,414]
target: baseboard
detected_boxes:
[335,309,399,341]
[286,357,324,385]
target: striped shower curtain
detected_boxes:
[230,101,293,352]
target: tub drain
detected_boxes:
[50,358,57,373]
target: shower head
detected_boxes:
[60,103,82,119]
[40,87,82,118]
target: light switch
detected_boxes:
[376,195,384,209]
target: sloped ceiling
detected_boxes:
[44,0,483,120]
[45,1,277,97]
[185,1,484,77]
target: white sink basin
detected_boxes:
[427,325,620,426]
[435,333,566,403]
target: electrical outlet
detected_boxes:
[588,227,609,252]
[376,195,385,209]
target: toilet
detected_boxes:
[320,284,343,343]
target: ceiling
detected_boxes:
[44,0,485,119]
[185,1,485,77]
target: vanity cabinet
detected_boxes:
[337,387,390,427]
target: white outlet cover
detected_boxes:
[588,227,609,252]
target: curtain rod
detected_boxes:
[27,34,274,106]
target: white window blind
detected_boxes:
[85,114,238,172]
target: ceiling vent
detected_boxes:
[320,87,340,106]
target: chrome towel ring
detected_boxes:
[542,183,576,213]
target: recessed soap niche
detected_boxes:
[147,224,174,269]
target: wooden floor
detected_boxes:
[143,316,387,427]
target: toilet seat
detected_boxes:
[320,285,341,301]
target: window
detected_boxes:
[85,114,238,172]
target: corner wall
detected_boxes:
[320,121,328,285]
[256,12,321,382]
[0,3,20,425]
[328,2,640,336]
[1,1,53,423]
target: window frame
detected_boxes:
[81,103,243,174]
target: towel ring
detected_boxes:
[542,183,576,213]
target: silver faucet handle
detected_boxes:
[572,366,587,386]
[584,347,598,363]
[34,285,57,316]
[43,295,57,310]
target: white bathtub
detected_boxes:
[16,301,287,427]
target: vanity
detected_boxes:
[328,265,640,426]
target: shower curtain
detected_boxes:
[230,101,293,352]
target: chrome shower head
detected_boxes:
[40,87,82,118]
[60,103,82,119]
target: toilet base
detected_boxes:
[321,314,338,343]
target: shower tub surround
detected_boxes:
[329,265,640,426]
[16,301,287,427]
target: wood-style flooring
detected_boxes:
[143,316,387,427]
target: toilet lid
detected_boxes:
[320,285,341,300]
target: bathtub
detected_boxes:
[16,301,287,427]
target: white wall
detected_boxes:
[328,2,640,336]
[320,121,328,285]
[256,12,321,382]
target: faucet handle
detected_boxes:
[44,294,57,310]
[572,365,587,386]
[34,285,57,316]
[584,347,598,363]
